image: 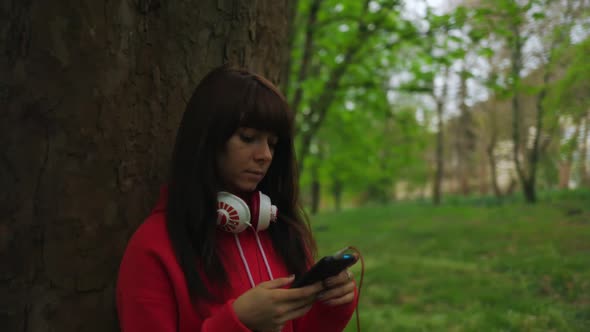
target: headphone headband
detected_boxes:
[216,191,277,233]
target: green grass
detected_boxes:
[311,191,590,331]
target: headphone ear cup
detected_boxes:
[250,191,261,231]
[253,191,278,232]
[216,192,251,233]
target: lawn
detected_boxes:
[311,191,590,331]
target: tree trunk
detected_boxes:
[457,68,472,196]
[560,121,582,189]
[559,162,572,189]
[280,0,301,95]
[509,20,537,204]
[509,21,530,203]
[487,143,502,198]
[580,113,590,187]
[453,131,463,194]
[0,1,290,331]
[432,66,449,205]
[506,177,518,195]
[522,179,537,202]
[485,99,502,198]
[478,150,488,195]
[332,179,342,211]
[310,165,320,215]
[525,62,551,201]
[289,0,321,115]
[433,100,444,205]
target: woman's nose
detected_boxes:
[255,141,273,162]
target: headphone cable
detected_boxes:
[344,246,364,332]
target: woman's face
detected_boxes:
[217,127,278,193]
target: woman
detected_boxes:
[116,66,357,332]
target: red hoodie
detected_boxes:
[116,188,356,332]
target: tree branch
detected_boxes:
[290,0,323,116]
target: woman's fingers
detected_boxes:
[276,301,315,323]
[321,289,356,306]
[318,279,355,300]
[271,280,324,303]
[317,269,356,306]
[324,269,353,288]
[259,275,296,289]
[233,278,321,331]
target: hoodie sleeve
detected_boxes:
[116,238,252,332]
[291,283,357,332]
[291,251,358,332]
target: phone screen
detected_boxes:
[290,253,356,288]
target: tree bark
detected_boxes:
[432,66,449,205]
[486,143,502,197]
[0,1,290,331]
[310,166,321,215]
[332,179,342,211]
[290,0,322,114]
[456,68,473,196]
[280,0,301,95]
[580,113,590,187]
[559,121,581,189]
[509,20,533,202]
[485,98,502,198]
[558,163,572,189]
[478,149,489,195]
[433,98,445,205]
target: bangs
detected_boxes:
[239,79,292,139]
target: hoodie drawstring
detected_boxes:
[234,231,274,288]
[254,231,274,280]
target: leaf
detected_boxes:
[477,47,494,58]
[449,35,463,44]
[532,12,545,20]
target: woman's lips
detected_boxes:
[245,170,265,180]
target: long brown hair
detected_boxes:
[166,65,316,300]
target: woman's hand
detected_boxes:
[317,269,356,306]
[232,275,324,332]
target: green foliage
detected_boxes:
[546,37,590,117]
[290,0,590,209]
[301,92,431,201]
[291,0,429,198]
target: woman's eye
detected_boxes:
[239,134,255,143]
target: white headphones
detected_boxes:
[216,191,278,233]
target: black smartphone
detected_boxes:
[290,252,357,288]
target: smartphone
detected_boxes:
[290,252,357,288]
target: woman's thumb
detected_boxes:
[260,275,295,289]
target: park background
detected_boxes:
[1,0,589,331]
